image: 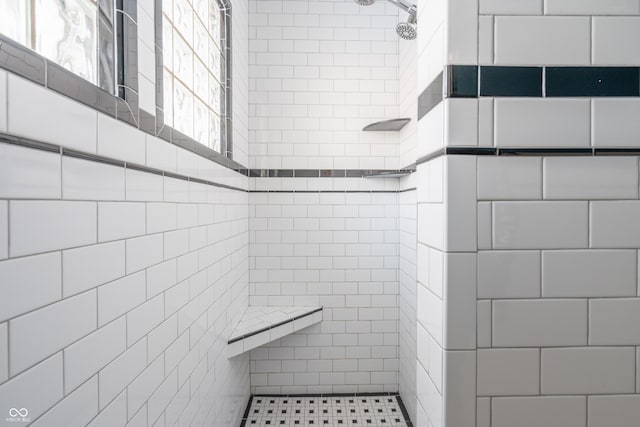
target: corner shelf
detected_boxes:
[362,118,411,132]
[228,306,323,358]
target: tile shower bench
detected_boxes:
[228,306,323,357]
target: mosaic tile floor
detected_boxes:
[240,394,412,426]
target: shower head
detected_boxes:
[353,0,417,40]
[396,6,417,40]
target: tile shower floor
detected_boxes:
[240,394,413,427]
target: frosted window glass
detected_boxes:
[35,0,98,84]
[163,0,226,152]
[0,0,30,45]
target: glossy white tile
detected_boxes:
[541,347,636,394]
[493,201,588,249]
[478,157,542,200]
[9,200,97,257]
[589,298,640,345]
[10,290,96,375]
[0,354,63,422]
[97,114,146,164]
[544,157,638,199]
[494,17,590,65]
[590,202,640,248]
[0,252,62,322]
[477,349,539,396]
[62,241,125,297]
[97,271,146,326]
[588,395,640,427]
[542,250,636,297]
[592,99,640,145]
[31,376,98,427]
[478,251,541,298]
[8,75,97,153]
[492,396,586,427]
[0,143,61,199]
[495,99,590,147]
[98,340,147,409]
[0,201,6,260]
[493,299,587,347]
[62,156,125,201]
[0,323,7,383]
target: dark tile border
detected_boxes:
[239,393,413,427]
[443,65,640,99]
[227,307,323,344]
[415,146,640,166]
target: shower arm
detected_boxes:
[385,0,416,15]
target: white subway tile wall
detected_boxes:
[248,191,400,394]
[248,0,402,170]
[0,2,252,418]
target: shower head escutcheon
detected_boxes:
[352,0,417,40]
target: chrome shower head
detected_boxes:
[396,7,417,40]
[396,21,416,40]
[354,0,376,5]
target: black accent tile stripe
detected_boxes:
[498,148,593,156]
[62,148,125,167]
[445,65,640,98]
[268,169,293,177]
[418,72,443,120]
[446,147,496,156]
[227,307,323,344]
[480,66,542,97]
[546,67,640,97]
[294,169,320,178]
[446,65,478,98]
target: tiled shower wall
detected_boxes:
[412,0,640,426]
[248,188,401,394]
[0,0,253,423]
[248,0,402,170]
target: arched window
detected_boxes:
[161,0,231,157]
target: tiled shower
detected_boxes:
[1,0,640,426]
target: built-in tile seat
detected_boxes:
[227,306,323,357]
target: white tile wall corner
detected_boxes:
[444,98,478,147]
[443,253,476,350]
[494,16,590,65]
[442,350,476,426]
[544,157,639,199]
[445,156,477,251]
[492,396,586,427]
[0,322,7,384]
[0,143,62,199]
[446,0,478,64]
[592,99,640,146]
[541,347,636,395]
[7,75,98,153]
[493,201,588,249]
[0,69,6,133]
[477,349,539,396]
[494,99,591,148]
[542,250,637,298]
[0,201,8,260]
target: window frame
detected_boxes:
[155,0,233,160]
